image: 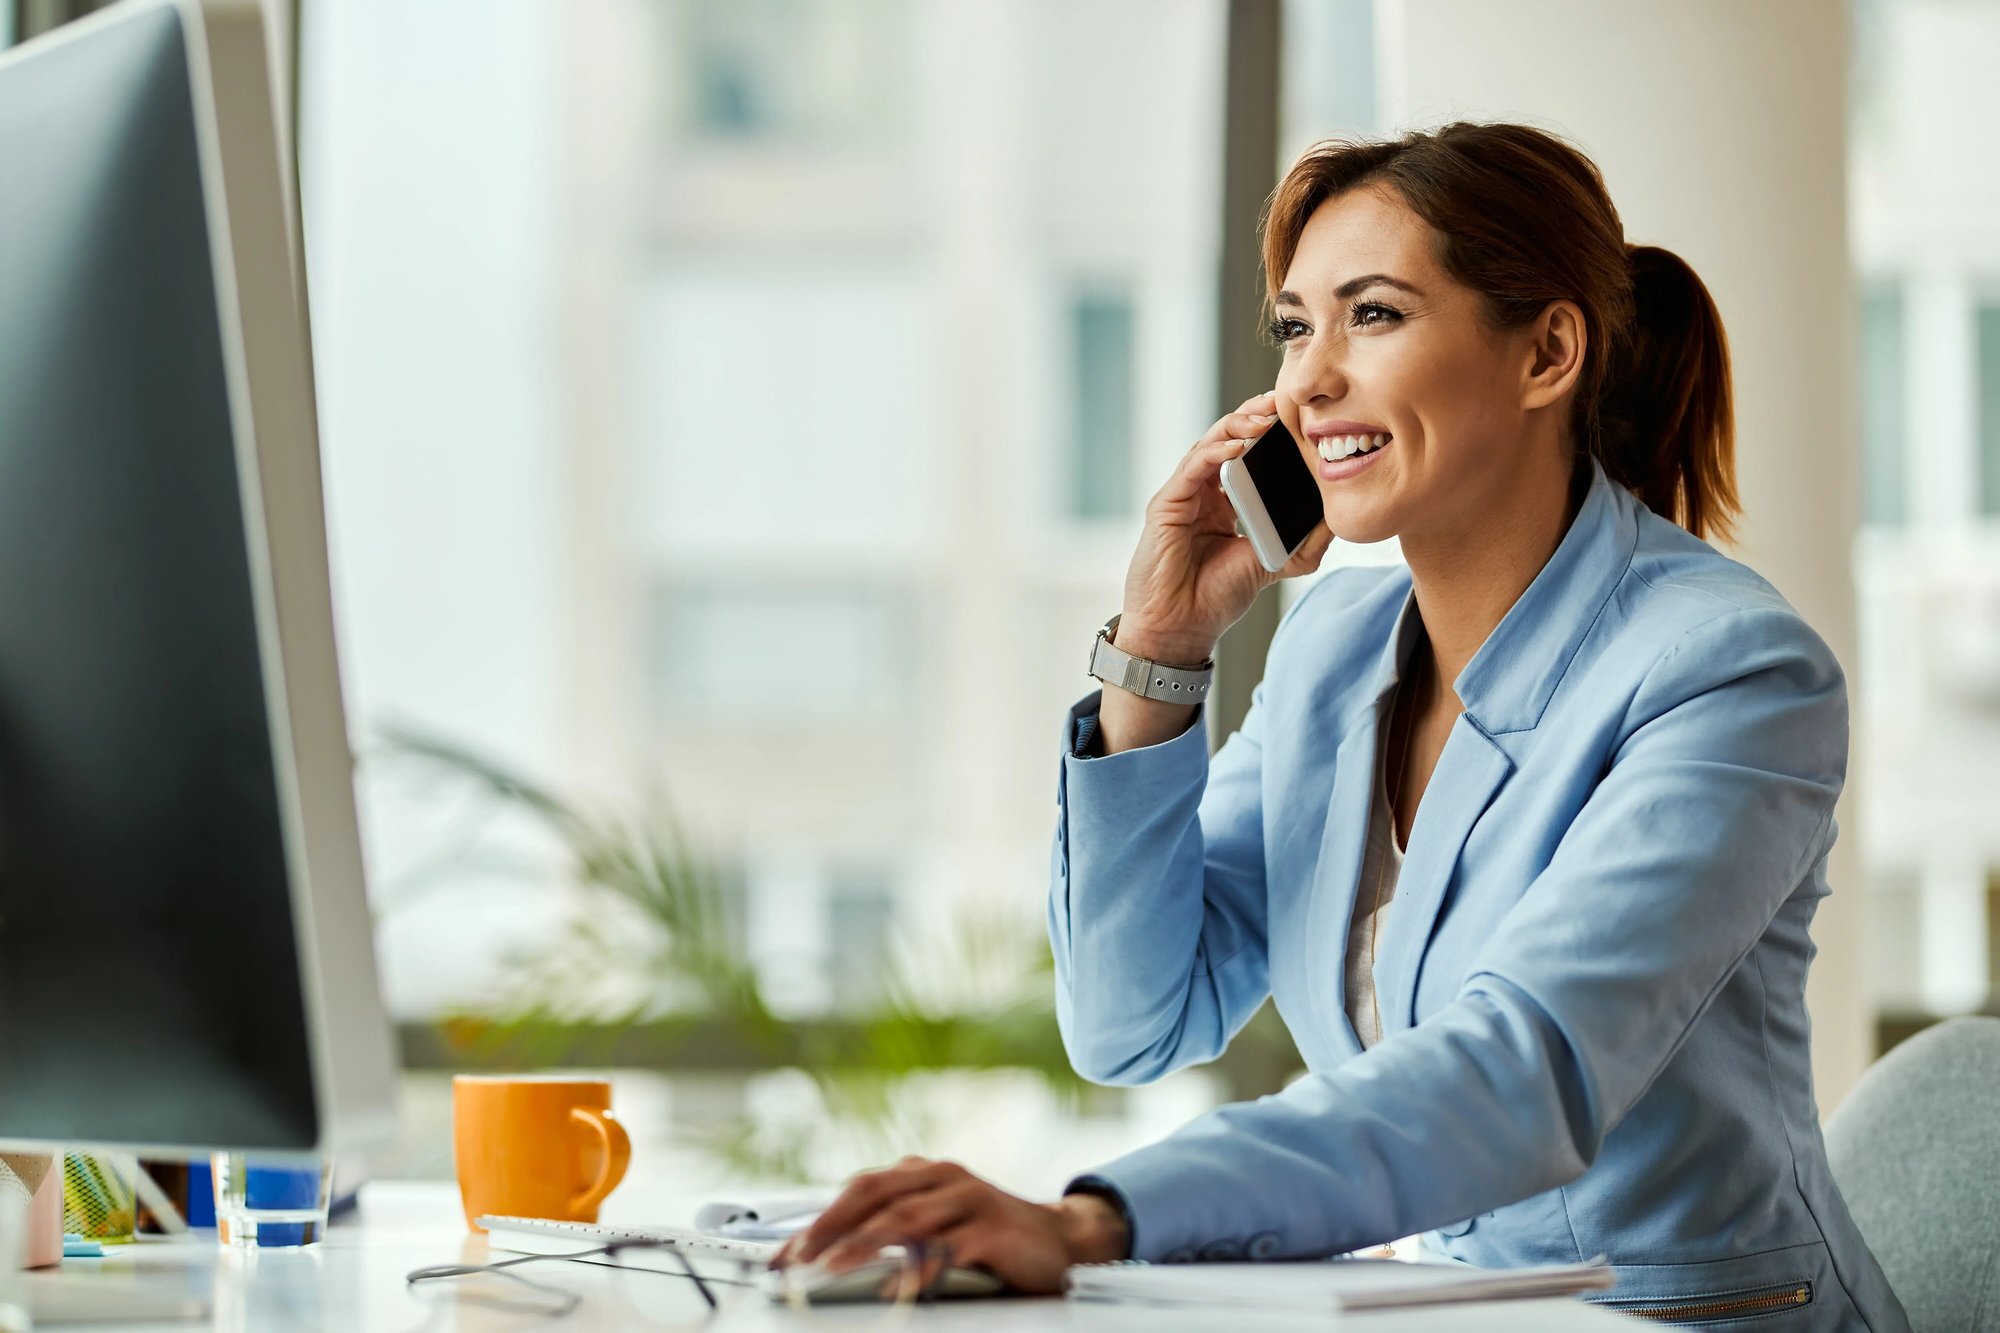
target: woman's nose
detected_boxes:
[1280,336,1350,405]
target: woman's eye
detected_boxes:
[1264,317,1310,345]
[1350,301,1402,329]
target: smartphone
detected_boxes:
[1218,417,1323,573]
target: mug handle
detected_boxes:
[568,1107,632,1217]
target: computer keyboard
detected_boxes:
[479,1214,778,1263]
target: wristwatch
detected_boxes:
[1087,614,1214,704]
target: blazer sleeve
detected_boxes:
[1046,675,1276,1087]
[1072,605,1847,1260]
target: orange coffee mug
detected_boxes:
[453,1075,631,1232]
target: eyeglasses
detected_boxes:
[406,1234,952,1321]
[406,1237,753,1320]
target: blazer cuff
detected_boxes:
[1074,1153,1290,1264]
[1062,1174,1137,1259]
[1061,690,1207,763]
[1070,708,1103,759]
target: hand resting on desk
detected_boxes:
[772,1157,1129,1295]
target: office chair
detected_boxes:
[1824,1016,2000,1333]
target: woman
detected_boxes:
[778,123,1908,1330]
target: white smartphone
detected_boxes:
[1219,417,1324,573]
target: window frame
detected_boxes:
[1208,0,1286,752]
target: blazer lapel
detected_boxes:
[1307,712,1383,1055]
[1372,716,1515,1035]
[1292,460,1643,1043]
[1303,585,1426,1057]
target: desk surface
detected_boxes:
[19,1183,1637,1331]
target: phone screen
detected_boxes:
[1242,419,1324,555]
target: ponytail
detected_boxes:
[1263,124,1743,543]
[1596,245,1739,543]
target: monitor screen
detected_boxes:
[0,6,320,1150]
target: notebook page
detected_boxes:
[1066,1258,1614,1311]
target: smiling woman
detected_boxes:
[774,122,1909,1332]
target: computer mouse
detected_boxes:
[759,1256,1007,1304]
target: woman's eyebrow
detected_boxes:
[1274,274,1426,307]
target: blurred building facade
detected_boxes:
[572,0,1232,1016]
[304,0,1235,1021]
[1851,0,2000,1022]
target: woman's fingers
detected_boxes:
[813,1228,900,1276]
[909,1235,958,1293]
[1180,407,1283,493]
[1154,430,1261,511]
[790,1160,962,1264]
[776,1162,1079,1297]
[811,1182,980,1274]
[1188,429,1260,479]
[1279,521,1336,577]
[871,1181,979,1241]
[1200,410,1279,453]
[1182,403,1279,466]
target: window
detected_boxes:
[1068,290,1137,521]
[659,0,909,147]
[303,0,1230,1190]
[1979,302,2000,518]
[625,263,935,563]
[1860,283,1907,527]
[826,866,896,1011]
[1282,0,1377,154]
[650,583,910,728]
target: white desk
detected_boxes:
[19,1183,1638,1331]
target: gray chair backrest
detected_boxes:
[1824,1016,2000,1333]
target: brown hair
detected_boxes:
[1262,122,1738,543]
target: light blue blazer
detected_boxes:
[1049,458,1908,1330]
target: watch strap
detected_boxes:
[1087,614,1214,705]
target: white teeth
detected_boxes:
[1318,432,1390,461]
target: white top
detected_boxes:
[1344,704,1407,1050]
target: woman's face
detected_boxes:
[1271,185,1559,548]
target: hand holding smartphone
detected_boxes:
[1102,393,1332,754]
[1112,392,1332,666]
[1218,416,1325,574]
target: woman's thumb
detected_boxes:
[1282,523,1335,577]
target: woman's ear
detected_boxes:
[1522,299,1586,412]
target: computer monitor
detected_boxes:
[0,0,397,1156]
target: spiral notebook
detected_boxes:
[1065,1256,1615,1312]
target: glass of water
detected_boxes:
[211,1154,334,1248]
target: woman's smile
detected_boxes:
[1315,436,1393,481]
[1304,418,1395,480]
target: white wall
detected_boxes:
[1377,0,1867,1108]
